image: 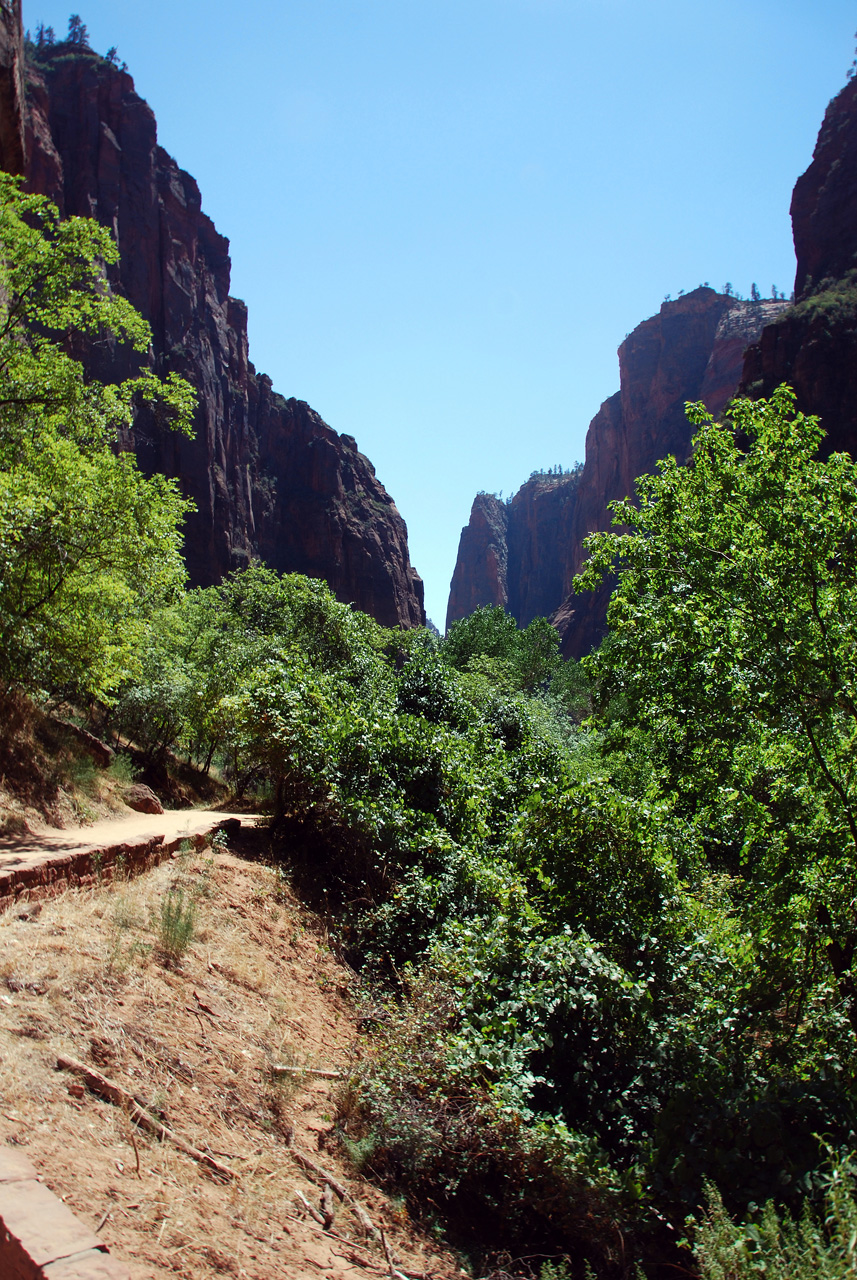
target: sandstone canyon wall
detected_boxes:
[740,75,857,460]
[0,0,24,174]
[446,469,583,633]
[20,41,424,629]
[448,289,784,653]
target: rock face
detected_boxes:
[0,0,24,174]
[446,472,581,631]
[740,76,857,460]
[791,76,857,299]
[449,288,784,653]
[21,44,424,629]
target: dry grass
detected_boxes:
[0,690,234,839]
[0,689,136,835]
[0,837,460,1279]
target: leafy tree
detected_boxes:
[0,175,195,698]
[576,386,857,1031]
[442,605,562,692]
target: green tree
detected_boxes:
[576,386,857,1030]
[0,175,195,698]
[443,605,562,691]
[66,14,88,46]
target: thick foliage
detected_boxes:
[0,175,194,698]
[693,1159,857,1279]
[104,561,857,1270]
[442,604,563,692]
[578,388,857,1034]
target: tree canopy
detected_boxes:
[577,386,857,1030]
[0,174,195,699]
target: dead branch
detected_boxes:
[381,1227,395,1279]
[290,1144,380,1241]
[322,1182,336,1228]
[295,1187,326,1225]
[271,1065,342,1079]
[352,1199,379,1238]
[57,1055,233,1181]
[290,1146,349,1200]
[127,1125,141,1178]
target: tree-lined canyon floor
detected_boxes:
[0,831,460,1278]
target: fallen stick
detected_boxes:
[351,1199,378,1238]
[290,1147,349,1200]
[295,1187,326,1225]
[308,1219,433,1280]
[57,1055,233,1181]
[271,1065,342,1080]
[290,1145,379,1239]
[322,1183,336,1228]
[127,1126,141,1178]
[380,1227,396,1280]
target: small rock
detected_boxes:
[125,784,164,815]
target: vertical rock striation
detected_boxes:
[21,44,424,628]
[448,289,783,653]
[446,472,581,631]
[0,0,24,173]
[554,291,784,656]
[740,76,857,460]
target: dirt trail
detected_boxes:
[0,809,254,873]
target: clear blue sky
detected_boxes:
[25,2,857,625]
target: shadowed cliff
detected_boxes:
[22,41,424,629]
[448,289,783,653]
[740,75,857,460]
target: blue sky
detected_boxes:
[26,2,857,625]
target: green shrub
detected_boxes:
[693,1160,857,1279]
[155,886,196,965]
[106,751,138,783]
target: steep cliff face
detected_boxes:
[449,288,784,652]
[791,75,857,299]
[740,77,857,458]
[22,44,424,629]
[446,472,581,630]
[446,493,509,627]
[0,0,24,174]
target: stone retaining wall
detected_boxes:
[0,1147,129,1278]
[0,832,210,915]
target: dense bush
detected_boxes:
[98,530,857,1272]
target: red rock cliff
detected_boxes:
[740,76,857,460]
[22,44,424,629]
[446,471,581,631]
[0,0,23,173]
[449,289,784,652]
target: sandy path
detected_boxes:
[0,809,255,873]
